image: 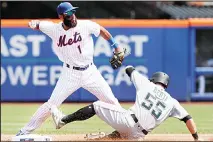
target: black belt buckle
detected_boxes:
[66,64,70,68]
[73,65,88,71]
[66,63,92,71]
[131,114,148,135]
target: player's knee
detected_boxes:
[44,101,60,111]
[43,102,52,109]
[111,99,121,107]
[47,99,61,107]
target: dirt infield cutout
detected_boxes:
[2,134,213,141]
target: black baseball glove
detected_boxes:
[109,47,130,69]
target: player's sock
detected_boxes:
[61,104,96,123]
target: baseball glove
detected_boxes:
[109,47,130,69]
[85,131,123,141]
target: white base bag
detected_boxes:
[11,134,52,141]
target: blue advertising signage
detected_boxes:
[1,27,189,102]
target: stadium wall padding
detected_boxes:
[1,19,213,102]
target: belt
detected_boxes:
[131,114,148,135]
[66,63,92,71]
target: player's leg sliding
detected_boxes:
[57,103,122,140]
[51,104,96,129]
[62,104,96,123]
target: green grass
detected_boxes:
[1,103,213,135]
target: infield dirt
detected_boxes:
[2,134,213,141]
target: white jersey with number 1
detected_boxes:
[19,20,121,135]
[39,20,100,66]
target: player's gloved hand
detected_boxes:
[109,47,130,69]
[28,20,40,30]
[106,130,121,139]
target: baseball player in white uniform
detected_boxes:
[51,65,202,141]
[16,2,125,136]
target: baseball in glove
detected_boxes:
[109,47,130,69]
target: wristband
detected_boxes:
[108,37,118,49]
[192,132,198,140]
[181,115,192,123]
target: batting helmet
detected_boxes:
[57,2,78,15]
[150,72,170,88]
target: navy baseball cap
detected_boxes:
[57,2,78,15]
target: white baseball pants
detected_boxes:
[93,101,146,140]
[20,63,120,134]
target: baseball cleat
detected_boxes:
[16,130,25,136]
[16,130,30,136]
[50,105,65,129]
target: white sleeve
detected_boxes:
[170,99,189,120]
[131,70,149,91]
[39,21,55,39]
[86,20,101,37]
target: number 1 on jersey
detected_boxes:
[77,45,82,54]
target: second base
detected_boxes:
[11,134,52,141]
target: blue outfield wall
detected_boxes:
[1,27,191,102]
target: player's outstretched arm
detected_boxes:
[125,65,147,91]
[185,118,203,141]
[100,26,123,53]
[28,20,40,30]
[28,20,55,39]
[171,101,203,141]
[100,26,127,69]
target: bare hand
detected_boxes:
[28,20,40,30]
